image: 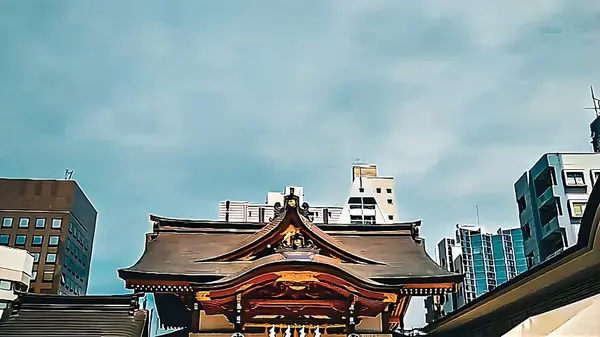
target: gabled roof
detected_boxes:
[120,194,458,288]
[0,293,148,337]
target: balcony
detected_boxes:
[541,217,560,239]
[519,209,531,227]
[536,186,554,208]
[544,247,564,261]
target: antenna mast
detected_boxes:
[585,85,600,117]
[475,205,480,226]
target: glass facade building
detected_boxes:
[457,225,527,302]
[425,225,528,323]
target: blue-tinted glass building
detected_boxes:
[425,224,528,323]
[456,225,527,303]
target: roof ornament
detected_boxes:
[276,227,320,259]
[300,202,313,221]
[411,222,422,243]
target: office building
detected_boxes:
[425,225,527,323]
[337,162,398,224]
[219,186,343,224]
[514,153,600,267]
[456,225,527,301]
[0,179,97,295]
[0,246,33,318]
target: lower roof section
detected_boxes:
[0,293,148,337]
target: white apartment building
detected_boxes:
[218,162,397,225]
[337,162,399,224]
[219,186,343,224]
[0,246,33,318]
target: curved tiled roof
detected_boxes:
[0,294,147,337]
[120,213,458,285]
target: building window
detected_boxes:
[19,218,30,228]
[42,270,54,282]
[0,234,9,245]
[32,252,40,263]
[388,215,394,220]
[32,271,37,281]
[570,201,586,218]
[32,235,43,246]
[2,217,13,228]
[0,280,11,290]
[35,218,46,228]
[359,188,364,193]
[564,171,586,186]
[376,188,381,193]
[387,199,393,204]
[15,235,26,245]
[51,218,62,229]
[46,253,57,263]
[386,188,392,193]
[517,196,526,213]
[49,236,60,246]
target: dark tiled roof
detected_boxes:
[0,293,148,337]
[120,212,458,285]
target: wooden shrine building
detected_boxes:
[119,191,462,337]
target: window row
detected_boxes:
[31,252,57,263]
[0,234,60,246]
[357,187,394,195]
[2,217,62,229]
[68,221,90,251]
[61,274,83,295]
[31,268,56,282]
[65,238,88,268]
[64,255,87,283]
[0,279,28,292]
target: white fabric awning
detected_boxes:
[503,293,600,337]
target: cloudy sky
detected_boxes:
[2,0,600,329]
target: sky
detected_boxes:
[1,0,600,330]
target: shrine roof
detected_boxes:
[121,209,458,286]
[0,293,148,337]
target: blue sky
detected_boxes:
[2,0,600,329]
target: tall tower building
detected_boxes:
[0,179,97,295]
[514,153,600,267]
[337,162,398,224]
[455,225,527,302]
[425,225,527,323]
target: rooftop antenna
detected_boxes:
[64,169,73,180]
[585,85,600,117]
[475,205,480,226]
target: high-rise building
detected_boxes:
[425,225,527,323]
[0,179,97,295]
[456,225,527,302]
[337,162,398,224]
[219,186,343,224]
[514,153,600,267]
[0,246,33,318]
